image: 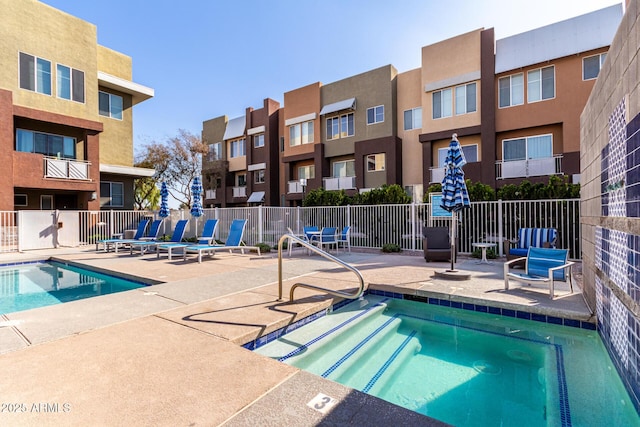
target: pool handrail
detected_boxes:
[277,233,366,302]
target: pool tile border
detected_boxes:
[370,289,597,330]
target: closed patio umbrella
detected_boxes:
[190,177,204,237]
[440,133,470,272]
[159,182,170,235]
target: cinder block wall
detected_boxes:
[580,0,640,411]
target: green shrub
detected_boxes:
[255,242,271,253]
[381,243,402,253]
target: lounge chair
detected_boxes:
[129,219,188,257]
[183,219,261,263]
[504,228,557,261]
[166,219,219,261]
[423,226,454,262]
[96,219,149,253]
[336,226,351,253]
[138,219,163,241]
[313,227,338,253]
[504,247,574,299]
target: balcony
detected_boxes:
[496,155,562,180]
[429,167,445,184]
[44,157,90,180]
[323,176,356,191]
[205,189,217,200]
[232,186,247,198]
[288,181,304,194]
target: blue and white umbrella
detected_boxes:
[190,176,204,236]
[440,134,470,271]
[159,182,170,234]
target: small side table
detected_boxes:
[472,242,496,264]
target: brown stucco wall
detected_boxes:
[0,89,15,210]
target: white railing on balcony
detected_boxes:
[288,181,304,194]
[496,155,562,180]
[233,186,247,198]
[205,189,217,199]
[323,176,356,191]
[44,157,90,180]
[429,167,445,183]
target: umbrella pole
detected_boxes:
[450,211,456,272]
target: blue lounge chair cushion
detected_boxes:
[516,228,557,249]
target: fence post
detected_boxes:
[109,210,114,237]
[17,210,23,252]
[296,206,301,234]
[497,200,504,257]
[258,205,263,243]
[411,203,416,252]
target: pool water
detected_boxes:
[0,261,146,314]
[255,295,640,427]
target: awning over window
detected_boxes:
[223,116,246,140]
[247,191,265,203]
[319,98,356,115]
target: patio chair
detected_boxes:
[336,226,351,253]
[96,219,149,253]
[504,247,574,299]
[183,219,261,263]
[286,227,309,256]
[314,227,338,253]
[138,219,163,241]
[422,226,454,262]
[504,228,557,264]
[195,218,219,245]
[129,219,187,257]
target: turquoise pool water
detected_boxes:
[0,261,145,314]
[255,295,640,426]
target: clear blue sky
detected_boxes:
[41,0,621,154]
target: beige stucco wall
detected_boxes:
[322,64,397,158]
[421,29,483,134]
[397,68,423,187]
[97,46,132,80]
[0,0,99,121]
[227,138,247,172]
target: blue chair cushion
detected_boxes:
[516,228,557,249]
[509,248,529,258]
[526,247,569,281]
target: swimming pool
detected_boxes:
[255,294,640,426]
[0,261,146,314]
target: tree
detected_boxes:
[135,129,208,209]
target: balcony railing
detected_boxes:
[205,189,217,200]
[288,181,304,194]
[44,157,90,180]
[496,155,562,180]
[323,176,356,191]
[233,186,247,198]
[429,167,445,183]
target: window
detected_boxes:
[527,66,555,102]
[583,53,607,80]
[367,105,384,124]
[432,88,452,119]
[41,195,53,210]
[333,160,355,177]
[100,182,124,207]
[289,121,314,146]
[326,113,354,140]
[254,169,265,184]
[438,145,478,167]
[229,138,246,158]
[455,83,476,115]
[236,173,246,187]
[99,91,123,119]
[19,52,51,95]
[367,153,385,172]
[16,129,76,158]
[298,165,315,180]
[403,107,422,131]
[253,134,264,148]
[207,142,222,161]
[503,134,552,161]
[498,73,524,108]
[14,194,28,207]
[56,64,85,102]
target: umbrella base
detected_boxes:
[434,269,471,281]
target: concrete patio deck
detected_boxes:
[0,247,590,426]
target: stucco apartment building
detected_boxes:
[0,0,154,211]
[202,5,622,207]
